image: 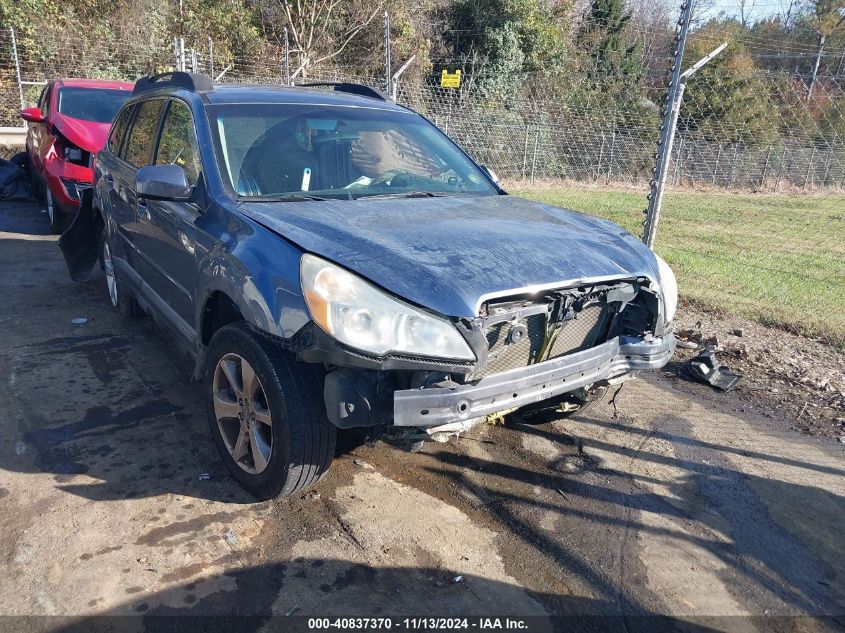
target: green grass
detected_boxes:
[511,184,845,344]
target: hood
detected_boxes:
[52,115,112,153]
[239,195,660,318]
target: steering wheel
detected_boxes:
[371,169,412,188]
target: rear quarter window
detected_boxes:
[108,105,134,155]
[124,99,165,168]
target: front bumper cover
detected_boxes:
[393,335,675,427]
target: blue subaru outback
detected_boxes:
[61,72,676,499]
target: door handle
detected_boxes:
[137,201,151,221]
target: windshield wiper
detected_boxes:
[243,194,330,202]
[353,191,446,200]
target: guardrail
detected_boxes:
[0,126,26,147]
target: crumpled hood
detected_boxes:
[52,115,111,153]
[239,195,660,317]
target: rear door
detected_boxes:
[134,98,204,329]
[112,99,165,276]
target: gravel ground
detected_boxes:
[0,201,843,632]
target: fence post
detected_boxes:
[775,146,787,191]
[283,27,290,86]
[596,133,606,182]
[673,135,684,185]
[173,37,180,70]
[383,11,392,95]
[712,144,722,186]
[208,37,214,78]
[521,124,530,180]
[804,148,815,189]
[729,142,739,189]
[642,0,694,248]
[191,49,198,73]
[530,125,541,184]
[760,146,772,188]
[9,28,25,113]
[607,125,617,183]
[822,146,834,186]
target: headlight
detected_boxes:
[654,253,678,324]
[301,254,476,361]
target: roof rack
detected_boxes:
[133,72,213,96]
[298,82,388,102]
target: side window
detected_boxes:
[108,105,134,155]
[155,100,202,187]
[124,99,164,168]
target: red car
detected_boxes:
[20,78,133,233]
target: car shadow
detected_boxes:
[412,404,845,622]
[43,560,731,633]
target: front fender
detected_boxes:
[196,239,311,342]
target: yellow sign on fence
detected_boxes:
[440,69,462,89]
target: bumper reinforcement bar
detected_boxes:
[393,335,675,427]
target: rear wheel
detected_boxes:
[100,227,140,316]
[204,323,336,499]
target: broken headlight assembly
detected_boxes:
[654,253,678,324]
[301,254,475,361]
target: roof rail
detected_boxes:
[298,82,388,102]
[133,72,213,96]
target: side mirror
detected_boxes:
[20,107,45,123]
[135,164,191,201]
[480,165,499,184]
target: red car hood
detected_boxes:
[52,114,112,153]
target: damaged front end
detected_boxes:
[297,277,675,436]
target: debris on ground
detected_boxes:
[687,346,742,391]
[674,304,845,438]
[452,576,464,583]
[0,155,31,201]
[71,317,88,325]
[198,473,211,481]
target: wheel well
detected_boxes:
[201,292,244,345]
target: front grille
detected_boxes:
[470,299,614,380]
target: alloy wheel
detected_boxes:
[102,240,118,307]
[46,189,54,224]
[212,353,273,474]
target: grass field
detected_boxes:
[512,184,845,344]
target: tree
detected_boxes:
[273,0,385,79]
[448,0,568,99]
[577,0,643,91]
[807,0,845,99]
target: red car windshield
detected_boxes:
[56,87,130,124]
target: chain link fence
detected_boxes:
[0,16,843,343]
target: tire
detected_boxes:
[100,226,141,316]
[204,322,336,499]
[29,166,43,204]
[46,187,64,234]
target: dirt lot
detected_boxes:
[0,201,843,631]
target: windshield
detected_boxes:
[209,103,497,200]
[57,87,130,123]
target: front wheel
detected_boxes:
[46,188,64,234]
[100,227,141,316]
[204,323,336,499]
